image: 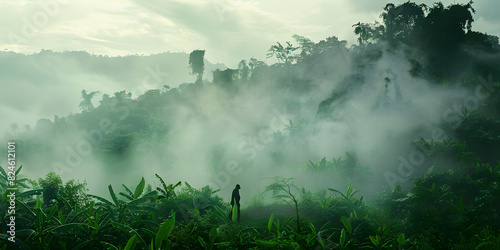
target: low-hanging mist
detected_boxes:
[2,1,499,205]
[2,1,500,248]
[0,43,482,202]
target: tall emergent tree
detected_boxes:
[79,90,100,111]
[189,50,205,84]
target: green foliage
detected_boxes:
[231,199,238,223]
[155,215,175,249]
[2,169,499,248]
[133,177,145,199]
[38,172,63,206]
[124,235,137,250]
[189,49,205,83]
[2,1,500,249]
[268,214,274,233]
[265,177,303,234]
[267,41,299,65]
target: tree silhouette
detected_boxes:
[267,41,299,65]
[189,50,205,84]
[353,1,499,78]
[238,60,250,80]
[10,123,19,136]
[79,90,100,111]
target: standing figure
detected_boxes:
[229,184,241,222]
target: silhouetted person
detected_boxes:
[229,184,241,222]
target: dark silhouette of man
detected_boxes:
[229,184,241,222]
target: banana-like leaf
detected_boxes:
[209,226,217,245]
[308,221,317,236]
[340,228,346,247]
[17,189,43,199]
[134,177,145,199]
[46,204,59,222]
[108,185,120,206]
[119,192,134,201]
[100,241,119,250]
[46,223,95,235]
[88,194,114,207]
[155,216,175,248]
[328,188,348,199]
[14,229,36,237]
[268,214,274,233]
[341,216,352,235]
[127,195,155,206]
[213,205,231,224]
[15,165,23,176]
[34,197,41,209]
[0,166,7,179]
[122,184,134,197]
[15,199,36,217]
[56,194,71,210]
[124,235,138,250]
[0,234,29,250]
[231,201,238,223]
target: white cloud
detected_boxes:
[0,0,499,66]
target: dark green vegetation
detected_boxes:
[2,1,500,249]
[0,163,499,249]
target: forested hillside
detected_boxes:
[1,1,500,249]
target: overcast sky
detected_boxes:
[1,0,499,67]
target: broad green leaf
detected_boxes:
[369,235,380,246]
[122,184,134,196]
[17,189,43,199]
[58,211,65,225]
[124,235,137,250]
[0,166,7,179]
[15,199,36,217]
[108,185,120,206]
[209,226,217,245]
[276,219,281,237]
[46,204,58,222]
[100,241,119,250]
[35,197,41,209]
[119,192,134,201]
[134,177,145,199]
[318,238,325,250]
[0,234,29,250]
[308,221,317,236]
[88,194,113,207]
[198,236,207,249]
[15,165,23,176]
[213,205,231,224]
[155,217,175,248]
[340,228,346,247]
[341,216,352,235]
[231,201,238,223]
[56,194,72,210]
[127,195,156,206]
[268,214,274,233]
[347,184,353,198]
[328,188,347,199]
[397,233,406,248]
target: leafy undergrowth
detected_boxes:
[0,162,499,249]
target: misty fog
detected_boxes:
[0,41,480,202]
[2,1,500,248]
